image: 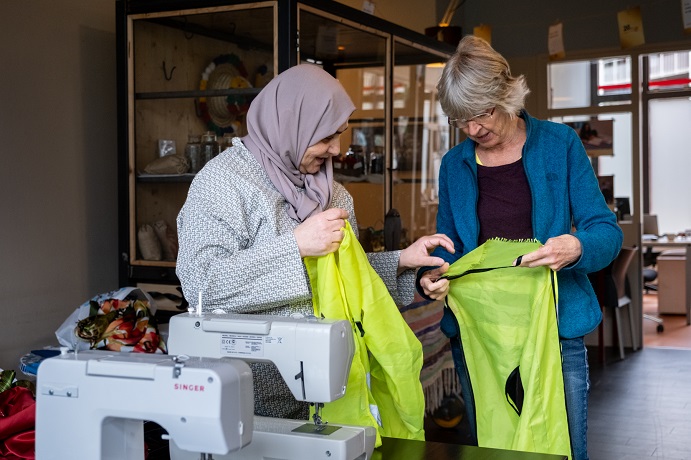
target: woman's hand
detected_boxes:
[398,233,455,271]
[419,263,451,299]
[294,208,349,257]
[514,234,582,271]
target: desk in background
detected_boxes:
[642,236,691,325]
[657,251,686,315]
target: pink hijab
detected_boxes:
[242,64,356,222]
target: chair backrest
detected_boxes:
[643,214,659,236]
[611,246,638,299]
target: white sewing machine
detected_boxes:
[35,349,253,460]
[167,311,376,460]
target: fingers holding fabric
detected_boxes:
[513,234,582,271]
[294,208,349,257]
[419,263,451,300]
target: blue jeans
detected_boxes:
[561,336,590,460]
[442,306,590,459]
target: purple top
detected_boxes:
[477,158,533,245]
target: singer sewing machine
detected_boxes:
[35,349,253,460]
[167,311,376,460]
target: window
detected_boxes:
[647,50,691,92]
[598,57,631,98]
[549,57,631,109]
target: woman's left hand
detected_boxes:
[398,233,455,272]
[515,234,582,271]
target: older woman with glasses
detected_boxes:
[417,36,622,460]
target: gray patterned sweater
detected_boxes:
[176,138,415,419]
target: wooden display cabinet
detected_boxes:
[117,0,455,288]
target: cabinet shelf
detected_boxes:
[128,264,180,284]
[136,173,196,183]
[145,17,273,52]
[131,259,177,268]
[135,87,262,100]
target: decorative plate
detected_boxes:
[198,54,252,135]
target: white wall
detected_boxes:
[0,1,118,370]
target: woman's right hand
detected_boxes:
[294,207,349,257]
[419,262,451,300]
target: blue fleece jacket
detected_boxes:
[425,110,623,339]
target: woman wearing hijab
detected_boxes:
[176,64,454,420]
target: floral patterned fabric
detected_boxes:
[75,297,166,353]
[56,287,166,354]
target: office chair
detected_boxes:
[644,313,664,333]
[643,246,660,294]
[643,213,659,237]
[642,256,664,332]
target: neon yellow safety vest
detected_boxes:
[443,238,571,459]
[304,221,425,446]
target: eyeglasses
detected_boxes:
[448,107,495,129]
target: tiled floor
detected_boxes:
[588,347,691,460]
[589,292,691,459]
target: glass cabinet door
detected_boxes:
[126,4,275,274]
[391,41,451,247]
[298,6,389,250]
[297,7,451,250]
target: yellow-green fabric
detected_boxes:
[443,239,571,458]
[305,221,425,446]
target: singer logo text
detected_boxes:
[174,383,206,392]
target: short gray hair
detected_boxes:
[437,35,530,120]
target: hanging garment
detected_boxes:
[304,221,425,446]
[443,238,571,458]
